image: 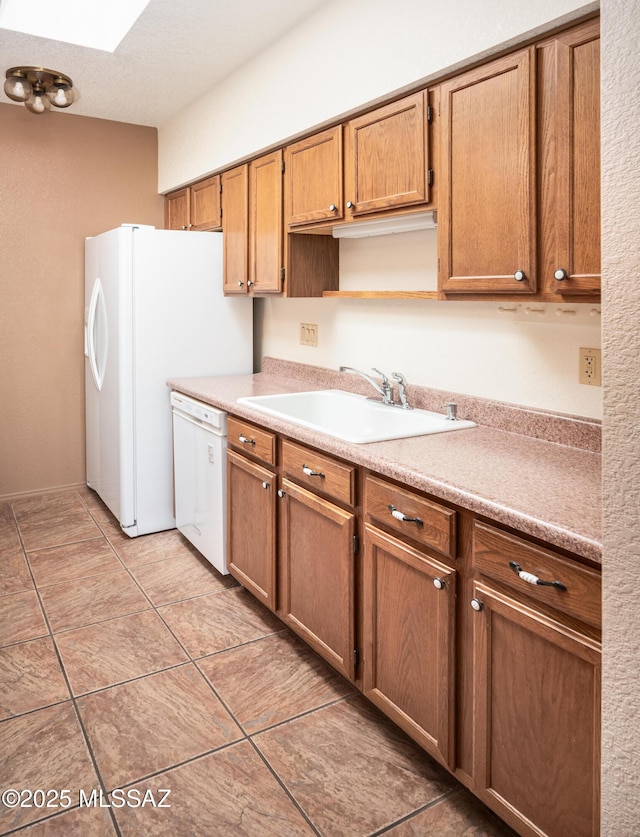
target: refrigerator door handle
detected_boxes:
[87,277,107,391]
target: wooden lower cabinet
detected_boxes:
[470,580,601,837]
[279,478,356,680]
[226,448,277,609]
[362,524,456,767]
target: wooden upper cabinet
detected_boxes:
[249,149,284,294]
[221,164,249,294]
[285,126,343,226]
[165,176,221,232]
[538,18,600,295]
[165,187,190,230]
[189,174,221,231]
[344,91,431,218]
[439,48,537,294]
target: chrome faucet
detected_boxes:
[339,366,394,405]
[392,372,412,409]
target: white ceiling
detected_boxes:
[0,0,332,126]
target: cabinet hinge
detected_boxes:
[281,160,285,174]
[353,648,360,667]
[427,104,434,124]
[353,533,359,554]
[280,266,285,282]
[427,169,434,187]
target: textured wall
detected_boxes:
[0,105,163,498]
[601,0,640,831]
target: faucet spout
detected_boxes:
[339,366,393,405]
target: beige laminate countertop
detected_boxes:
[168,365,602,565]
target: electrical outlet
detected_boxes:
[300,323,318,346]
[579,347,601,386]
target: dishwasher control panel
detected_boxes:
[170,391,227,432]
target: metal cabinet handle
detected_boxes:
[182,225,188,230]
[433,578,445,590]
[509,561,567,591]
[329,204,337,212]
[238,434,255,445]
[302,464,325,478]
[247,280,254,287]
[277,489,286,498]
[237,280,244,288]
[346,200,355,209]
[262,481,270,489]
[388,504,423,526]
[514,270,526,282]
[471,598,484,611]
[554,268,568,281]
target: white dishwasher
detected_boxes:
[170,391,229,575]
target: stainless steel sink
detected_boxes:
[236,389,475,444]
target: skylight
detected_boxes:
[0,0,151,52]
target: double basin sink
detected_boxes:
[236,389,475,444]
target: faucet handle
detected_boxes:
[392,372,412,409]
[391,371,407,385]
[372,367,389,385]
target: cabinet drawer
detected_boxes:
[364,475,456,560]
[473,522,601,629]
[228,416,276,466]
[281,440,356,507]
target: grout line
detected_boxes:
[367,788,462,836]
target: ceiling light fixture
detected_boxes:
[4,66,75,114]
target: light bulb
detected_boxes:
[46,78,74,108]
[25,84,51,114]
[4,72,33,102]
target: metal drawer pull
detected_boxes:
[277,489,286,498]
[262,481,270,489]
[238,434,255,445]
[388,504,423,526]
[302,464,325,478]
[509,561,567,591]
[433,578,445,590]
[471,598,484,611]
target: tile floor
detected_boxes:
[0,488,517,836]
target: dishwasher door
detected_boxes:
[171,393,228,575]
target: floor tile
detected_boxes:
[158,587,284,658]
[386,788,519,836]
[11,491,86,521]
[0,507,21,553]
[198,632,354,733]
[109,528,198,569]
[114,741,313,836]
[0,548,33,596]
[0,702,98,832]
[130,548,236,606]
[76,664,243,789]
[0,590,48,648]
[254,695,455,836]
[17,511,103,552]
[38,569,150,633]
[16,806,116,836]
[0,637,70,719]
[55,610,189,695]
[27,539,122,588]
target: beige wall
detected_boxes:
[601,0,640,830]
[0,104,163,499]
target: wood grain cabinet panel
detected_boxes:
[471,580,600,837]
[250,149,284,294]
[285,126,343,226]
[279,478,356,679]
[363,525,456,767]
[165,187,190,230]
[538,18,601,295]
[165,176,222,231]
[227,417,276,466]
[221,165,249,294]
[226,449,277,610]
[438,48,537,294]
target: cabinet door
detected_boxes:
[165,187,190,230]
[249,149,283,294]
[285,126,343,226]
[471,580,600,837]
[226,449,277,610]
[363,525,456,767]
[344,91,430,217]
[279,478,356,679]
[439,49,537,294]
[539,19,600,295]
[190,174,221,231]
[221,165,250,294]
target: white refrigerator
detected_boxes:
[84,224,252,537]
